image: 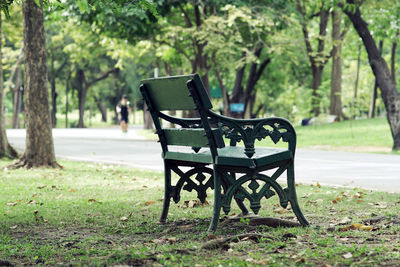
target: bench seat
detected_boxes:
[164,146,293,168]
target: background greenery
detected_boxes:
[3,0,398,129]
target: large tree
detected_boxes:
[12,0,59,167]
[343,0,400,150]
[295,0,331,116]
[330,9,348,120]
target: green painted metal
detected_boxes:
[139,74,309,232]
[163,128,224,148]
[141,74,212,111]
[164,146,292,168]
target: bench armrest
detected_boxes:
[208,111,296,158]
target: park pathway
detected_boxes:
[7,127,400,193]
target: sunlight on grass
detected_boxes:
[1,159,400,265]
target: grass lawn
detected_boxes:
[295,118,394,153]
[1,160,400,266]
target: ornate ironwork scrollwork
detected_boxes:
[215,119,294,158]
[220,172,288,215]
[172,166,214,204]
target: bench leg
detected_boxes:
[287,162,310,226]
[160,161,172,223]
[230,172,250,216]
[208,165,222,232]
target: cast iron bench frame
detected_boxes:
[139,74,309,231]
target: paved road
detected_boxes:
[6,127,400,193]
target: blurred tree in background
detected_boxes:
[1,0,400,150]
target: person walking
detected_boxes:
[116,95,132,133]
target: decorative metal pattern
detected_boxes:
[220,172,289,215]
[214,117,295,158]
[171,166,214,204]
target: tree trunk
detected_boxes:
[50,73,57,127]
[227,50,270,118]
[344,2,400,150]
[330,10,346,120]
[296,0,330,117]
[132,98,137,124]
[76,68,117,128]
[143,102,153,129]
[215,68,229,115]
[391,41,397,85]
[143,68,156,129]
[230,54,246,104]
[13,0,59,167]
[354,44,361,99]
[12,65,23,128]
[50,50,57,127]
[7,47,24,129]
[94,96,107,122]
[368,40,383,118]
[0,13,18,159]
[65,70,71,128]
[311,66,323,116]
[76,69,87,128]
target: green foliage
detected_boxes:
[0,0,13,18]
[76,0,89,13]
[1,0,398,133]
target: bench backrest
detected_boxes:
[141,74,212,111]
[139,74,224,155]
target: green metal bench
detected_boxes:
[139,74,309,231]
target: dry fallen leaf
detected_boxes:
[375,202,387,209]
[38,185,47,189]
[178,224,194,230]
[343,252,353,259]
[145,201,156,206]
[360,225,373,231]
[56,194,63,200]
[178,199,210,208]
[120,216,128,221]
[27,200,36,205]
[10,225,18,229]
[340,223,374,231]
[332,196,342,203]
[207,233,216,239]
[68,188,76,193]
[88,198,96,202]
[7,202,18,206]
[151,237,177,244]
[339,217,352,225]
[273,207,290,214]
